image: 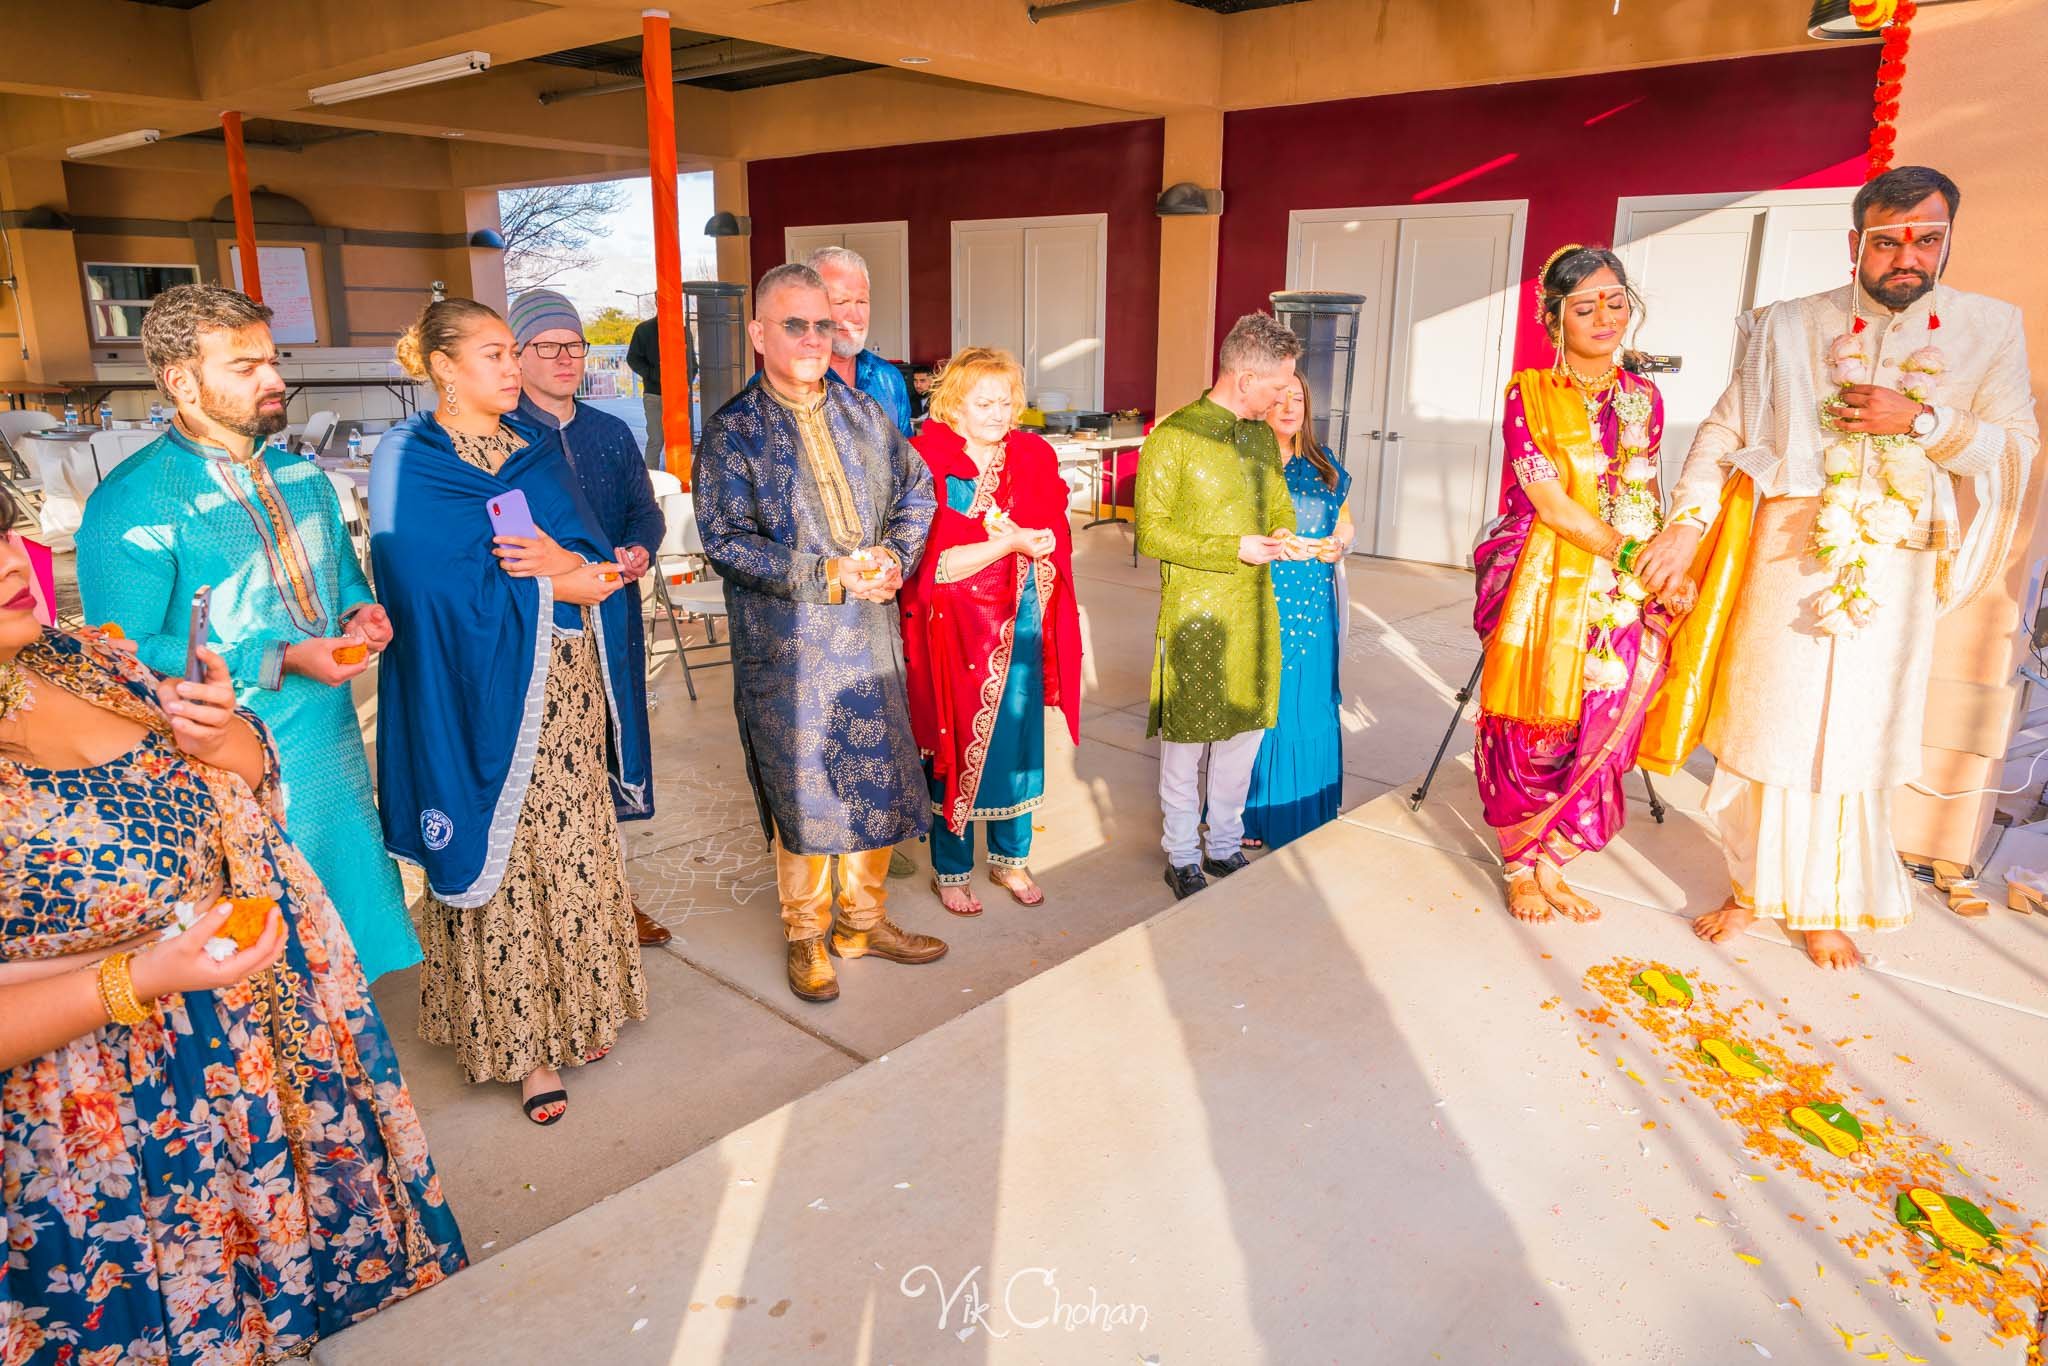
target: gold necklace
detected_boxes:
[1563,358,1618,392]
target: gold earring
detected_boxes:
[444,385,460,416]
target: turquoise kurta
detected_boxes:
[76,427,420,979]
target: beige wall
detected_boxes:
[1892,0,2048,866]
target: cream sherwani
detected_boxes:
[1668,282,2037,932]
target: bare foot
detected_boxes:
[1507,875,1553,923]
[933,880,983,917]
[1692,897,1755,944]
[520,1065,566,1125]
[1798,928,1862,970]
[1535,861,1602,922]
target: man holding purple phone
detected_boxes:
[509,289,671,948]
[77,284,420,980]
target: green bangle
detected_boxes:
[1616,538,1643,574]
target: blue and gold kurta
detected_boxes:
[694,376,936,855]
[77,427,419,980]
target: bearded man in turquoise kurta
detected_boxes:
[77,284,419,979]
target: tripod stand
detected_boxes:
[1408,655,1666,824]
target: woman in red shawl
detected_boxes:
[901,348,1083,916]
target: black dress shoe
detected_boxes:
[1202,851,1250,878]
[1164,863,1208,900]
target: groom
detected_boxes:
[1637,165,2038,970]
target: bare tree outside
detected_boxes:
[498,180,630,291]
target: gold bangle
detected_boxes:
[97,951,151,1026]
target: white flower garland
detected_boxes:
[1811,333,1941,636]
[1583,386,1660,696]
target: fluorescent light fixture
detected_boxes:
[897,56,931,64]
[60,91,91,100]
[309,51,490,106]
[66,128,161,158]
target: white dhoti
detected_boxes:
[1703,496,1932,933]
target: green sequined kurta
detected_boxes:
[1136,394,1299,743]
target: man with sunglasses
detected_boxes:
[510,287,672,948]
[1637,165,2038,971]
[695,263,944,1004]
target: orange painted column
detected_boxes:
[220,112,262,304]
[641,10,692,485]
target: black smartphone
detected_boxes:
[182,586,212,684]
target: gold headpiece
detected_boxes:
[1540,243,1586,288]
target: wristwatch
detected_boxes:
[1910,404,1938,439]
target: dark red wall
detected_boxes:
[1218,46,1879,371]
[748,120,1165,412]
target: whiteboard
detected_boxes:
[229,245,318,344]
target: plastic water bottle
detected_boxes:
[148,401,164,429]
[346,429,363,464]
[97,401,113,430]
[63,404,78,428]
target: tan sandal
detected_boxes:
[930,876,983,917]
[987,867,1045,907]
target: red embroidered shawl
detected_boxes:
[900,423,1083,833]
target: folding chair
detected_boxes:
[647,488,731,701]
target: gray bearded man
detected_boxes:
[1637,165,2039,970]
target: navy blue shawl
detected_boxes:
[369,411,650,905]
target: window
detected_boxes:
[83,263,200,342]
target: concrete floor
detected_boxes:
[348,522,1488,1260]
[320,760,2048,1365]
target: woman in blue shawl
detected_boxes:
[371,299,650,1126]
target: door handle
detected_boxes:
[1363,429,1382,440]
[1385,432,1403,441]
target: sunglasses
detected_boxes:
[767,316,841,340]
[523,341,589,359]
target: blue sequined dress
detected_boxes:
[1243,455,1351,849]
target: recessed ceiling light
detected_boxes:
[897,56,931,64]
[61,91,92,100]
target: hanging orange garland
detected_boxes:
[1860,0,1917,180]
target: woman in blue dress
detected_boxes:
[1243,374,1354,850]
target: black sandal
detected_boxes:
[522,1090,568,1126]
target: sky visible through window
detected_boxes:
[512,171,719,320]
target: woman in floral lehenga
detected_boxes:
[1472,245,1693,925]
[0,492,465,1365]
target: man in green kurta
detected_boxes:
[1137,312,1303,899]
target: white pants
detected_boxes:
[1159,730,1266,867]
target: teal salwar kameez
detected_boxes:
[77,427,421,979]
[924,470,1047,884]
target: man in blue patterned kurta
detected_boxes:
[695,263,944,1004]
[77,284,419,979]
[510,287,672,948]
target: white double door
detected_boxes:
[784,220,910,363]
[1287,202,1524,566]
[951,214,1106,412]
[1613,188,1858,479]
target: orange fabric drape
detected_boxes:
[641,12,693,486]
[221,111,262,304]
[1477,370,1608,729]
[1637,472,1756,775]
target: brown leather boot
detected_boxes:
[831,917,948,965]
[786,936,838,1002]
[633,903,672,947]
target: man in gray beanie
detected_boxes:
[511,287,672,947]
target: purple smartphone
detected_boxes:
[485,489,539,540]
[182,585,212,684]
